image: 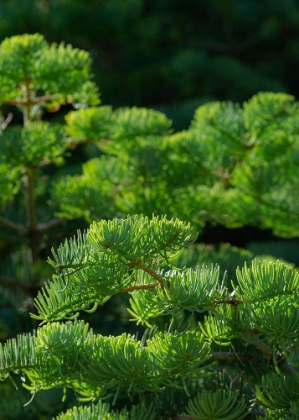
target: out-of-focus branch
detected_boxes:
[0,216,27,234]
[1,112,13,130]
[38,217,66,233]
[0,275,31,290]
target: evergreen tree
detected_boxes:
[0,32,99,303]
[53,91,299,239]
[1,32,299,419]
[0,32,100,419]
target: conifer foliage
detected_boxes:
[1,214,299,419]
[55,92,299,238]
[0,33,99,308]
[1,33,299,419]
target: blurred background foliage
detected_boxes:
[0,0,297,115]
[0,0,297,215]
[1,1,299,418]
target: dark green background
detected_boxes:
[0,0,297,114]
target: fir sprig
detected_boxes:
[1,215,299,419]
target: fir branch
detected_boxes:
[22,80,34,126]
[121,283,159,293]
[1,112,13,130]
[244,332,297,376]
[0,275,31,290]
[24,170,39,262]
[128,261,165,286]
[210,351,267,364]
[38,217,66,233]
[257,194,299,219]
[4,93,62,107]
[237,186,299,221]
[210,121,243,149]
[0,215,27,234]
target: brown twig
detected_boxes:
[128,261,165,286]
[4,93,62,107]
[38,218,66,233]
[1,112,13,130]
[121,283,158,293]
[244,332,297,376]
[210,351,267,364]
[0,216,28,234]
[0,275,31,290]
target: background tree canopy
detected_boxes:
[0,0,297,118]
[0,0,298,269]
